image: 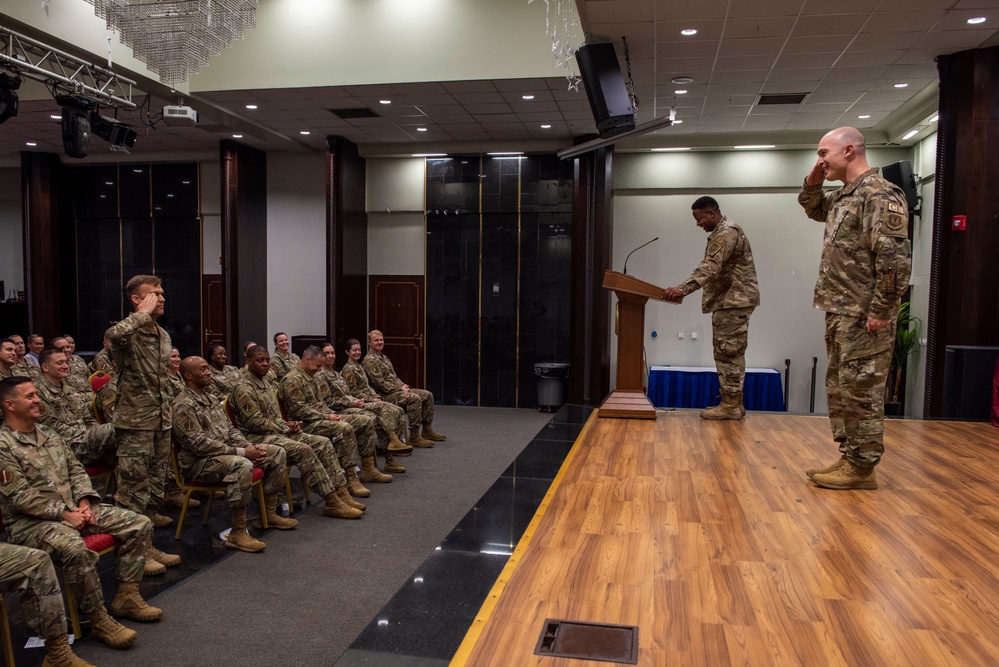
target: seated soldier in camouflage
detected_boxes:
[318,342,409,475]
[206,344,242,397]
[0,376,162,650]
[172,357,297,552]
[278,346,372,500]
[230,345,363,519]
[0,542,96,667]
[0,338,15,379]
[269,332,300,380]
[362,330,446,446]
[51,336,91,398]
[8,335,38,379]
[341,338,417,452]
[160,347,198,522]
[36,348,115,467]
[87,337,114,376]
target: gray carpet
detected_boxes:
[74,406,553,666]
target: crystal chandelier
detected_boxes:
[85,0,258,85]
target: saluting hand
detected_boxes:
[136,291,159,315]
[805,159,826,187]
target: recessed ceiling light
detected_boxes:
[487,151,523,156]
[652,147,690,152]
[26,141,37,146]
[540,124,551,129]
[522,94,535,100]
[672,77,695,85]
[300,130,311,135]
[416,127,428,132]
[894,83,909,88]
[50,114,61,120]
[680,29,698,36]
[245,104,257,110]
[413,153,448,157]
[674,89,688,95]
[672,119,684,124]
[968,17,987,25]
[929,114,939,122]
[902,129,919,140]
[734,145,775,149]
[858,114,871,119]
[233,134,243,138]
[379,99,392,105]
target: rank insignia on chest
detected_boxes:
[0,469,12,485]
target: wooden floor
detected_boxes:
[453,410,999,667]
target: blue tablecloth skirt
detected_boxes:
[647,366,784,411]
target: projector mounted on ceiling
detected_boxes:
[163,105,198,125]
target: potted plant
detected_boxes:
[885,301,920,417]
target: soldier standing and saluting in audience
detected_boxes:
[798,127,911,491]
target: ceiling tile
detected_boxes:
[850,32,926,51]
[723,16,797,39]
[714,55,779,71]
[727,0,803,19]
[792,14,869,36]
[783,35,854,53]
[719,38,785,56]
[863,11,947,32]
[774,53,841,69]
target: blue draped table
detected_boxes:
[647,366,785,411]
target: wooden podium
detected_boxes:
[599,270,668,419]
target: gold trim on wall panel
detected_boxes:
[118,218,124,321]
[477,156,483,407]
[515,158,522,408]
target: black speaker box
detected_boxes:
[575,43,635,138]
[882,160,918,211]
[943,345,999,421]
[62,107,91,159]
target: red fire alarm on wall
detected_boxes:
[952,215,967,231]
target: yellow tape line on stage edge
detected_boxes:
[448,411,599,667]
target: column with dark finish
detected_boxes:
[569,147,613,406]
[21,151,75,337]
[326,136,368,348]
[925,46,999,417]
[220,140,267,356]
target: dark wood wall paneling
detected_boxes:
[925,47,999,417]
[326,136,367,348]
[221,140,268,357]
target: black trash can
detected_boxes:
[534,362,570,412]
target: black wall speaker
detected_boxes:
[882,160,919,212]
[61,106,91,159]
[575,43,635,138]
[943,345,999,421]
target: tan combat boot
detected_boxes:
[421,421,447,441]
[322,491,363,519]
[408,425,434,448]
[163,484,199,509]
[225,508,267,553]
[147,545,181,568]
[143,557,165,576]
[152,513,173,528]
[699,391,745,420]
[386,430,414,455]
[41,635,96,667]
[383,452,406,474]
[110,581,163,622]
[806,456,847,480]
[88,607,137,649]
[337,484,366,511]
[812,461,878,490]
[261,494,300,530]
[345,467,371,497]
[360,456,392,484]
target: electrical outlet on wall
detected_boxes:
[677,332,684,340]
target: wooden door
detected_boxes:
[201,275,224,357]
[368,275,424,387]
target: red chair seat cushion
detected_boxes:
[82,533,115,552]
[251,466,264,482]
[85,463,115,477]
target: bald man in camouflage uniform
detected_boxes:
[664,196,760,420]
[341,338,413,451]
[172,356,297,552]
[278,346,371,499]
[0,377,161,651]
[0,543,96,666]
[36,347,115,468]
[363,330,446,446]
[230,345,363,519]
[799,127,911,491]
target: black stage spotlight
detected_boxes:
[0,73,21,125]
[90,111,137,152]
[57,95,95,159]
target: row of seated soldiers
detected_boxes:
[0,329,446,666]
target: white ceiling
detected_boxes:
[1,0,998,162]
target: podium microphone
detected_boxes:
[623,237,659,274]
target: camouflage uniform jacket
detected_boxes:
[106,312,172,430]
[88,349,114,376]
[11,359,39,380]
[0,363,12,379]
[166,372,184,399]
[97,376,118,422]
[317,368,362,412]
[362,351,406,396]
[35,376,97,445]
[279,367,331,424]
[340,359,379,402]
[798,168,912,320]
[230,367,291,437]
[171,386,248,473]
[0,423,100,540]
[208,364,241,396]
[679,217,760,314]
[66,355,91,395]
[270,350,301,380]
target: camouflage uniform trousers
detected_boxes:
[114,428,170,519]
[301,419,361,469]
[383,388,434,426]
[0,542,66,641]
[70,422,116,467]
[361,401,406,445]
[245,432,343,496]
[9,504,151,614]
[825,312,894,468]
[711,306,755,395]
[182,444,287,510]
[338,409,377,457]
